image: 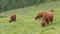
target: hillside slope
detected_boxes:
[0,1,60,34]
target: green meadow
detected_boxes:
[0,1,60,34]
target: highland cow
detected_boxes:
[41,10,53,27]
[9,13,16,22]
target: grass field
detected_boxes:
[0,1,60,34]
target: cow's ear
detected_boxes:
[50,9,54,12]
[50,9,53,12]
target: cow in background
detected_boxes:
[9,13,16,22]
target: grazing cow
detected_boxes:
[9,13,16,22]
[41,10,53,27]
[35,11,46,19]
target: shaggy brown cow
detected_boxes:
[9,13,16,22]
[41,10,53,27]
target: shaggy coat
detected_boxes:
[35,10,53,20]
[9,13,16,22]
[41,10,53,27]
[35,11,46,19]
